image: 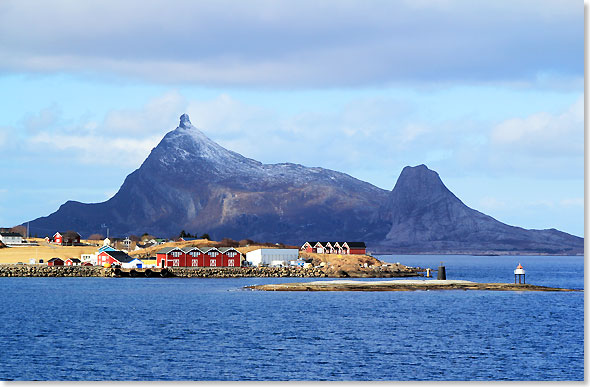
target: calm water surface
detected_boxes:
[0,255,583,381]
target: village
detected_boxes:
[0,229,401,276]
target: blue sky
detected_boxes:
[0,0,584,237]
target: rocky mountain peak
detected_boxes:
[25,115,582,255]
[388,164,456,218]
[179,113,192,128]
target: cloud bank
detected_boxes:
[0,0,581,87]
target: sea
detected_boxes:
[0,255,583,381]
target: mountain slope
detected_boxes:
[27,114,583,254]
[28,114,389,242]
[375,165,583,254]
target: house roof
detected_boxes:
[137,241,156,248]
[181,246,202,253]
[55,231,81,237]
[48,257,64,262]
[218,247,240,254]
[156,247,182,254]
[0,232,22,237]
[103,250,135,263]
[66,258,81,262]
[345,242,366,248]
[200,247,220,253]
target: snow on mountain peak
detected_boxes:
[179,113,192,128]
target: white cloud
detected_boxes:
[0,0,580,88]
[21,92,187,167]
[102,91,186,134]
[187,94,268,135]
[559,197,584,207]
[491,95,583,155]
[28,132,162,167]
[22,105,60,133]
[487,95,583,176]
[479,196,506,210]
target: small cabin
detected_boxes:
[47,257,64,266]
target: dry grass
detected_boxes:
[0,238,100,264]
[128,239,284,258]
[0,237,377,269]
[299,251,382,269]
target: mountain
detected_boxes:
[28,114,390,243]
[27,114,583,254]
[374,165,583,254]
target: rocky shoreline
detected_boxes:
[246,279,581,292]
[0,264,423,278]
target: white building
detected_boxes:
[0,232,23,245]
[81,253,98,265]
[121,258,144,269]
[246,249,299,267]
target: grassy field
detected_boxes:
[0,238,100,264]
[0,238,377,269]
[128,239,285,259]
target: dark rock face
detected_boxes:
[27,115,583,254]
[375,165,583,254]
[28,115,388,243]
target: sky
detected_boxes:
[0,0,584,237]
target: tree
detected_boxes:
[88,233,104,240]
[221,238,239,247]
[63,230,80,246]
[129,234,141,242]
[10,225,26,237]
[200,233,210,240]
[179,230,187,238]
[239,239,254,247]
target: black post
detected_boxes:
[437,262,446,280]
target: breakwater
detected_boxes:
[0,265,110,277]
[167,266,328,277]
[0,264,422,278]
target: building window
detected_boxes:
[209,252,218,257]
[192,259,198,266]
[172,259,180,267]
[228,259,234,267]
[210,259,216,267]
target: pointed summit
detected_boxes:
[24,115,583,255]
[179,113,192,128]
[387,164,455,220]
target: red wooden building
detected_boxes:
[52,231,81,246]
[300,241,366,255]
[343,242,366,255]
[47,257,64,266]
[300,241,319,253]
[156,246,242,268]
[53,232,63,245]
[97,250,135,266]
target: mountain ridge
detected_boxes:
[26,114,583,255]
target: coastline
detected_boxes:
[0,264,424,278]
[246,279,581,292]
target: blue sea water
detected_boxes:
[0,255,583,381]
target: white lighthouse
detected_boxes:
[514,263,526,284]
